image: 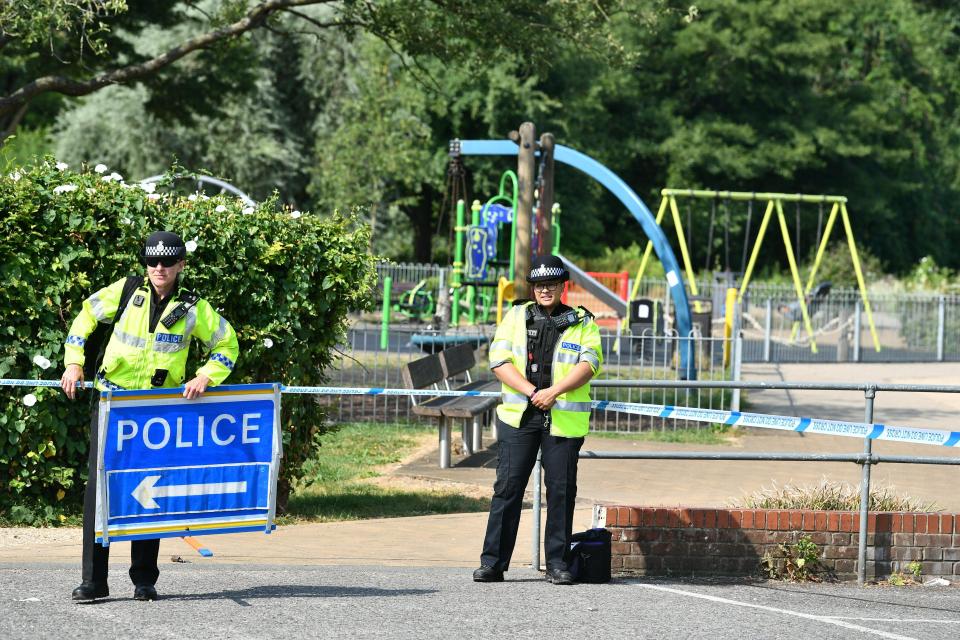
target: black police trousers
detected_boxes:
[81,402,160,587]
[480,412,584,572]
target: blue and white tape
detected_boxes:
[4,379,958,448]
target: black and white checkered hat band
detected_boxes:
[530,265,565,279]
[144,241,183,257]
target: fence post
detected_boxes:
[380,277,392,350]
[732,302,743,411]
[937,296,946,362]
[857,386,876,587]
[853,301,862,363]
[532,451,542,570]
[763,298,772,363]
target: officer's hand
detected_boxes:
[531,386,559,410]
[60,364,84,400]
[183,374,211,399]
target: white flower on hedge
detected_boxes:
[110,172,123,182]
[23,394,37,407]
[138,182,156,193]
[121,217,131,225]
[94,163,108,174]
[242,206,255,215]
[56,162,68,171]
[215,205,227,213]
[53,184,78,194]
[147,193,161,201]
[188,193,198,201]
[9,170,21,181]
[185,240,198,253]
[263,338,274,348]
[290,210,302,219]
[86,188,96,195]
[32,355,51,369]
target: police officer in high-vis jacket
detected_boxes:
[474,255,602,585]
[60,231,239,602]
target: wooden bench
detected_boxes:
[401,344,499,468]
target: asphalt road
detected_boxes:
[3,563,959,639]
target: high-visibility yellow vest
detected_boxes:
[64,276,239,391]
[489,301,602,437]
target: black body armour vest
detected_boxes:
[525,303,579,390]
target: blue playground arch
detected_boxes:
[458,139,696,378]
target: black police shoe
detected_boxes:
[545,568,574,585]
[133,584,158,601]
[72,582,109,602]
[472,565,504,582]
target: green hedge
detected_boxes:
[0,159,377,523]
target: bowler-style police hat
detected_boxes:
[140,230,186,266]
[526,254,570,283]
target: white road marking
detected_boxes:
[821,618,960,624]
[637,584,920,640]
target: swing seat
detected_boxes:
[782,281,832,321]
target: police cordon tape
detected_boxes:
[4,379,959,449]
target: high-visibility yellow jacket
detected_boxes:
[64,276,239,391]
[489,301,602,437]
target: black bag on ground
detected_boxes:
[567,527,612,583]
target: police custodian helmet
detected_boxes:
[140,230,186,266]
[526,254,570,283]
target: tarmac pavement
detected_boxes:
[2,362,960,638]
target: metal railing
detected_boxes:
[327,326,738,430]
[529,378,960,586]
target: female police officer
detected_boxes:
[474,255,602,585]
[60,231,239,602]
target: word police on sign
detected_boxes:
[94,383,282,544]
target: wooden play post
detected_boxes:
[513,122,536,299]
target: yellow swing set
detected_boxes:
[630,188,881,354]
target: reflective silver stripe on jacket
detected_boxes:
[111,328,146,349]
[203,313,227,350]
[490,360,511,369]
[554,399,592,412]
[490,339,513,353]
[87,292,109,322]
[579,350,600,369]
[184,306,198,338]
[555,351,579,365]
[153,337,188,353]
[502,391,529,404]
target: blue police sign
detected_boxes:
[94,383,281,544]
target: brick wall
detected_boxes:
[602,506,960,581]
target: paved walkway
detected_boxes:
[3,362,958,572]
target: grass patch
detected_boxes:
[591,424,738,445]
[283,422,489,522]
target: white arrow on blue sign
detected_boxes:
[95,383,282,545]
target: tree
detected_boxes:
[0,0,627,140]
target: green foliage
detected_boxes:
[736,478,940,512]
[762,534,823,582]
[903,256,960,293]
[0,158,378,518]
[800,241,885,288]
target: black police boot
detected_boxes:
[133,585,158,601]
[472,565,504,582]
[72,582,109,602]
[545,568,574,585]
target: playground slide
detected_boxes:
[558,254,627,318]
